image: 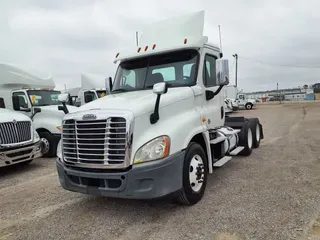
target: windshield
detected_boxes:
[27,90,61,106]
[112,49,199,92]
[96,90,107,98]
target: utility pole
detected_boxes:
[135,31,139,46]
[233,54,238,87]
[277,82,281,104]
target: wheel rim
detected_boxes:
[256,124,260,142]
[247,104,252,109]
[189,154,204,192]
[41,138,50,154]
[247,128,253,149]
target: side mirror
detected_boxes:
[106,77,113,94]
[153,82,168,95]
[216,59,229,86]
[12,96,21,111]
[58,93,69,103]
[58,93,69,114]
[150,82,168,124]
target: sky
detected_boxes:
[1,0,320,92]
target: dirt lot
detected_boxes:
[1,103,320,240]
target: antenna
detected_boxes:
[218,25,223,58]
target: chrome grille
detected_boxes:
[62,117,127,165]
[0,121,32,145]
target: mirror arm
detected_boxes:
[30,111,39,121]
[58,103,69,114]
[213,85,224,97]
[150,94,161,124]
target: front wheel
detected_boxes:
[38,132,56,158]
[175,142,208,205]
[245,103,253,110]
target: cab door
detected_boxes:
[200,48,225,129]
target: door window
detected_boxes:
[203,55,217,87]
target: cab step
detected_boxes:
[229,146,244,156]
[213,156,232,167]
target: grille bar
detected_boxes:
[62,117,127,166]
[0,121,32,145]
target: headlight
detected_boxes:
[34,130,40,142]
[56,126,62,131]
[133,136,170,164]
[57,140,62,159]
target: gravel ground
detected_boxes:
[1,103,320,240]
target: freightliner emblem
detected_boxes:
[82,114,97,120]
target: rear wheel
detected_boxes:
[238,120,253,156]
[175,142,208,205]
[249,118,261,148]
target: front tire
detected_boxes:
[245,103,253,110]
[175,142,208,205]
[38,132,56,158]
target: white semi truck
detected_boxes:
[75,73,108,106]
[56,11,264,205]
[224,85,256,110]
[0,63,77,157]
[0,108,43,167]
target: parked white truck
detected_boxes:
[75,73,107,106]
[0,63,77,157]
[0,108,43,167]
[56,11,264,205]
[224,85,256,110]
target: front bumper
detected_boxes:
[0,141,43,167]
[56,151,185,199]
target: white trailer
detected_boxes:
[0,108,43,167]
[56,11,264,205]
[0,63,77,157]
[224,85,256,110]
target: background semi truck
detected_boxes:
[72,73,107,106]
[56,10,264,205]
[0,108,43,167]
[224,85,256,110]
[0,63,77,157]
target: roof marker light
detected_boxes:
[152,44,156,50]
[144,46,148,51]
[137,47,141,53]
[115,52,120,58]
[184,38,188,44]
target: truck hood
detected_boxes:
[0,108,31,122]
[76,87,194,117]
[38,105,78,115]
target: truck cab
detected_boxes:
[236,93,256,110]
[0,63,77,157]
[56,10,263,205]
[0,108,43,167]
[75,73,107,106]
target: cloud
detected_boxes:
[1,0,320,92]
